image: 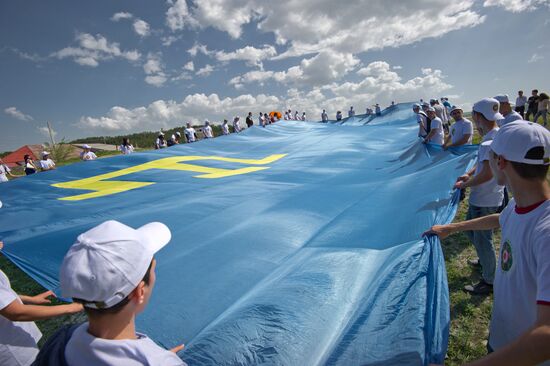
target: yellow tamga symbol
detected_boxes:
[52,154,286,201]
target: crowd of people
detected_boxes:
[1,90,549,366]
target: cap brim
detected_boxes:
[137,222,171,254]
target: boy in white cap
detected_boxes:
[39,152,56,171]
[443,106,473,150]
[184,123,197,143]
[452,98,504,294]
[80,145,97,161]
[425,121,550,365]
[412,103,428,138]
[0,241,83,366]
[494,94,523,127]
[203,120,213,139]
[423,107,444,145]
[35,220,186,365]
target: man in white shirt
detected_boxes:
[184,122,197,143]
[259,112,265,127]
[443,106,473,150]
[425,121,550,365]
[413,104,428,138]
[495,94,523,127]
[294,111,299,120]
[80,145,97,161]
[0,242,82,366]
[454,98,504,294]
[221,119,230,135]
[423,107,444,145]
[301,112,307,121]
[39,151,56,171]
[515,90,528,119]
[154,133,167,149]
[321,109,328,122]
[431,98,449,132]
[203,120,213,138]
[32,221,187,365]
[348,106,355,117]
[232,116,241,133]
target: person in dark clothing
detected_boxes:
[525,89,539,121]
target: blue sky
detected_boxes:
[1,0,549,151]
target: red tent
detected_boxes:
[2,145,43,168]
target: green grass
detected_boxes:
[441,198,497,365]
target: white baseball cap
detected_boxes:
[175,131,181,136]
[487,121,550,165]
[473,98,503,121]
[450,106,463,114]
[83,144,91,149]
[42,151,50,157]
[412,103,421,109]
[494,94,511,104]
[60,220,171,309]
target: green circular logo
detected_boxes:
[501,240,513,272]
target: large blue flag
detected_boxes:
[0,103,477,365]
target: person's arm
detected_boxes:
[455,160,492,189]
[0,291,83,322]
[423,128,437,143]
[444,134,472,150]
[465,305,550,366]
[423,213,500,240]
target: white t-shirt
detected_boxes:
[120,145,134,154]
[232,119,241,132]
[489,199,550,364]
[81,151,97,161]
[348,109,355,117]
[65,323,186,366]
[450,118,473,145]
[428,117,444,145]
[469,128,505,207]
[0,164,11,183]
[416,112,428,137]
[321,112,328,121]
[497,110,523,127]
[433,104,448,124]
[39,158,56,170]
[301,113,306,121]
[185,128,196,142]
[221,123,229,135]
[0,270,42,366]
[515,95,528,107]
[203,125,213,138]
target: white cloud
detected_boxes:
[78,93,281,132]
[4,107,34,121]
[133,19,151,37]
[183,61,195,71]
[111,12,133,21]
[196,64,214,76]
[483,0,550,12]
[143,53,167,87]
[215,45,277,68]
[77,62,452,133]
[51,33,141,67]
[230,51,359,88]
[166,0,487,59]
[188,42,211,57]
[528,53,544,63]
[166,0,198,31]
[162,35,180,46]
